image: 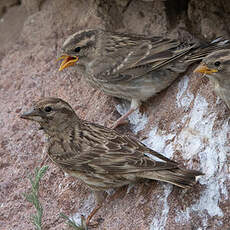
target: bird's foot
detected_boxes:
[108,117,129,129]
[80,215,100,230]
[78,204,102,230]
[109,107,136,129]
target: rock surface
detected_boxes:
[0,0,230,229]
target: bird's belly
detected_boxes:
[215,86,230,109]
[68,169,137,190]
[97,70,179,102]
[101,83,159,101]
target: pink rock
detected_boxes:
[1,0,229,229]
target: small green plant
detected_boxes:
[23,165,49,230]
[24,165,86,230]
[60,213,86,230]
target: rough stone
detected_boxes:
[0,0,230,229]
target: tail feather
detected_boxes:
[139,168,203,189]
[186,38,230,63]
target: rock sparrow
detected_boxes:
[21,97,203,226]
[194,49,230,109]
[58,29,229,128]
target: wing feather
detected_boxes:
[54,122,178,175]
[95,36,197,83]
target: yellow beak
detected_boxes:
[57,55,79,71]
[193,64,218,75]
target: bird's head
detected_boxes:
[194,49,230,83]
[20,98,77,132]
[58,29,99,71]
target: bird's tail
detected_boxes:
[185,37,230,63]
[139,167,203,189]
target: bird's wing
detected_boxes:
[95,37,196,83]
[55,122,178,175]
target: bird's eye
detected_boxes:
[44,106,52,113]
[214,61,221,67]
[74,47,81,53]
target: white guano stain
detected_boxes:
[142,127,176,159]
[176,75,194,109]
[150,185,172,230]
[174,91,229,226]
[173,78,228,227]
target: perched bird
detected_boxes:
[58,29,229,128]
[194,49,230,109]
[21,97,203,226]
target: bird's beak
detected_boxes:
[194,64,218,75]
[57,55,79,71]
[20,108,43,122]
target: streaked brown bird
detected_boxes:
[21,98,203,226]
[57,29,229,128]
[194,49,230,109]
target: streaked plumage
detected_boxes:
[58,29,229,128]
[20,97,203,225]
[194,49,230,109]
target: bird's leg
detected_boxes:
[111,99,140,129]
[85,204,102,226]
[111,108,136,129]
[85,188,127,227]
[85,191,106,227]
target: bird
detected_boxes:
[57,29,229,128]
[194,49,230,109]
[20,97,203,227]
